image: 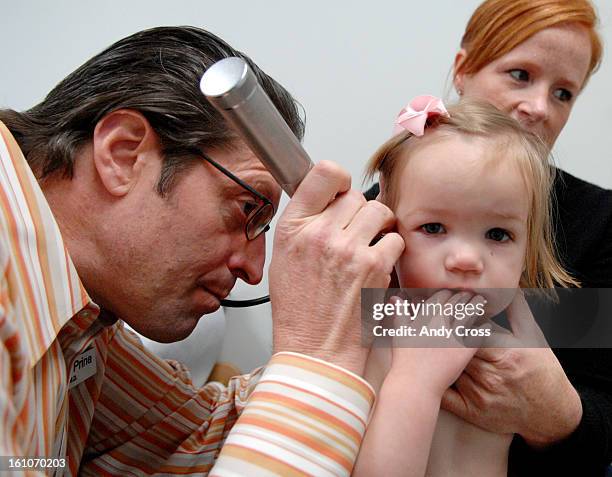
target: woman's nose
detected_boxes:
[514,85,550,126]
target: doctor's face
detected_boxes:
[102,143,281,342]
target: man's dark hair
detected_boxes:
[0,26,305,194]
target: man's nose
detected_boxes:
[444,243,484,275]
[227,233,266,285]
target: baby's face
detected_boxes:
[393,134,529,314]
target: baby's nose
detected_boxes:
[444,245,484,275]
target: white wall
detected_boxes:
[2,0,612,370]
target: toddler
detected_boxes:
[354,96,577,476]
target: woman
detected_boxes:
[365,1,612,475]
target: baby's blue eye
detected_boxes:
[486,228,511,242]
[509,69,529,82]
[553,88,573,103]
[421,223,445,234]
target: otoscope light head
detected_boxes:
[200,57,257,110]
[200,56,314,197]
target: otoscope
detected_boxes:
[200,57,315,307]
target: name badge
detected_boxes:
[69,347,97,389]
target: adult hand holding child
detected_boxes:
[442,291,583,449]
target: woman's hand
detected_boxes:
[441,291,583,447]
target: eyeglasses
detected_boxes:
[189,149,275,241]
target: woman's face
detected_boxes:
[454,23,592,147]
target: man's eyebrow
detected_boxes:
[234,177,279,204]
[247,178,275,197]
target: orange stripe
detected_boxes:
[217,444,312,477]
[235,414,352,471]
[254,385,364,437]
[0,181,46,355]
[243,397,359,449]
[243,401,355,456]
[63,251,77,313]
[12,153,63,332]
[272,353,374,403]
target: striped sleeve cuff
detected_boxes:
[211,352,375,477]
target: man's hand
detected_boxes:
[269,161,404,376]
[441,291,583,448]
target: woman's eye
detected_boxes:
[508,69,529,82]
[553,88,573,103]
[486,228,511,242]
[242,201,259,217]
[421,223,445,234]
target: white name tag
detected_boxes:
[69,347,97,389]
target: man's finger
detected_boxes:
[283,161,351,219]
[372,232,405,275]
[345,200,396,243]
[318,188,366,230]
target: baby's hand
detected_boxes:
[388,290,489,398]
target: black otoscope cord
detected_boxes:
[220,295,270,308]
[220,231,392,308]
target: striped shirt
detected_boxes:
[0,121,375,476]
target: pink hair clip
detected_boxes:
[392,95,449,137]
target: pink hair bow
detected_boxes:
[392,95,449,136]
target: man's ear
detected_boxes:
[92,109,158,196]
[453,48,468,96]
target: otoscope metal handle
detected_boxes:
[200,57,313,197]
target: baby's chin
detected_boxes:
[480,288,519,319]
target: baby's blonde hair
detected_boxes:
[365,98,578,289]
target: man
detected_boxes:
[0,26,403,475]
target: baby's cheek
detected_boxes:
[482,288,519,319]
[488,249,525,288]
[396,250,437,289]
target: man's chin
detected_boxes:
[127,314,202,343]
